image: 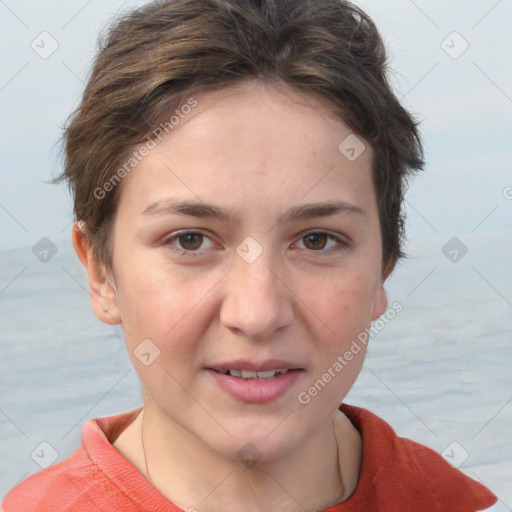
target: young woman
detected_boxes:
[3,0,496,510]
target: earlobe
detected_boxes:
[71,222,121,325]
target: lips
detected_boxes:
[210,368,291,379]
[207,359,303,373]
[205,359,305,403]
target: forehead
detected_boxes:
[117,80,375,219]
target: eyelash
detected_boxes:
[162,230,349,257]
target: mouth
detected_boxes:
[205,361,304,403]
[209,368,296,380]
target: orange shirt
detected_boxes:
[2,403,497,511]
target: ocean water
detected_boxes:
[1,228,511,508]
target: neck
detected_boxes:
[132,402,360,512]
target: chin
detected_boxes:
[203,420,304,464]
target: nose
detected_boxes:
[219,248,294,341]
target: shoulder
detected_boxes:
[1,443,102,512]
[2,410,145,512]
[337,403,497,512]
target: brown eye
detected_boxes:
[295,231,347,254]
[163,231,215,256]
[303,233,328,250]
[177,233,204,251]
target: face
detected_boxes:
[80,79,388,461]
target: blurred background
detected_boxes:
[1,0,511,507]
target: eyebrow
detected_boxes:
[142,199,365,223]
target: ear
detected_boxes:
[371,259,392,321]
[71,222,121,325]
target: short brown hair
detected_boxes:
[55,0,424,271]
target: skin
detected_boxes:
[73,78,390,511]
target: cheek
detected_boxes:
[115,259,218,357]
[115,268,206,397]
[113,254,178,338]
[300,270,377,342]
[297,274,373,406]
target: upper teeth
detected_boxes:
[218,369,289,379]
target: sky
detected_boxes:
[0,0,511,254]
